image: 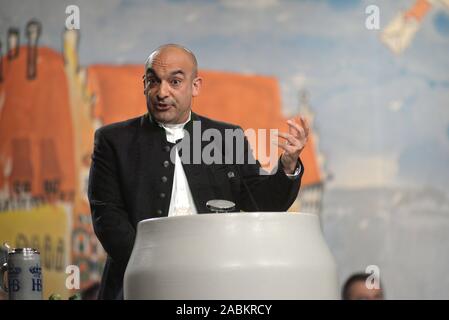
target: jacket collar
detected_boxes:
[141,110,200,129]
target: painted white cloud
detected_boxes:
[185,12,200,23]
[275,12,290,23]
[291,73,308,89]
[219,0,280,9]
[329,154,399,188]
[389,99,403,112]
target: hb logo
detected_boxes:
[8,279,21,292]
[32,278,42,292]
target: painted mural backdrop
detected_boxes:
[0,23,322,298]
[1,0,449,299]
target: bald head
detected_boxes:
[145,44,198,78]
[143,43,202,124]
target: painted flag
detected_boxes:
[381,0,432,54]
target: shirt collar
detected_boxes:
[152,111,192,143]
[149,111,192,130]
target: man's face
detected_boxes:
[143,47,201,124]
[347,280,384,300]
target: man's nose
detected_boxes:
[157,80,170,100]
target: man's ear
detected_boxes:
[192,76,202,97]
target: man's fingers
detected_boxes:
[275,131,298,144]
[272,139,296,153]
[287,116,310,141]
[274,132,302,149]
[275,117,309,157]
[287,120,305,139]
[299,116,310,138]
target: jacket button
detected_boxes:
[159,193,166,199]
[163,160,169,167]
[163,145,170,152]
[156,209,163,215]
[161,176,168,183]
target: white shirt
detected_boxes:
[157,113,198,217]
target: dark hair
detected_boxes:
[341,272,374,300]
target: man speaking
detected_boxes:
[88,44,310,299]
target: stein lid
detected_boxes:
[206,199,236,213]
[9,248,40,255]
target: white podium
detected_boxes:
[124,212,339,299]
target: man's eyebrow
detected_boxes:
[145,69,185,78]
[170,69,185,77]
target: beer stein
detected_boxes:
[1,244,43,300]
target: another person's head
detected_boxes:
[342,272,384,300]
[143,44,202,124]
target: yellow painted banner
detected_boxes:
[0,204,71,299]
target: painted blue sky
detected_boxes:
[1,0,449,191]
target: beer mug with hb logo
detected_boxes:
[1,244,43,300]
